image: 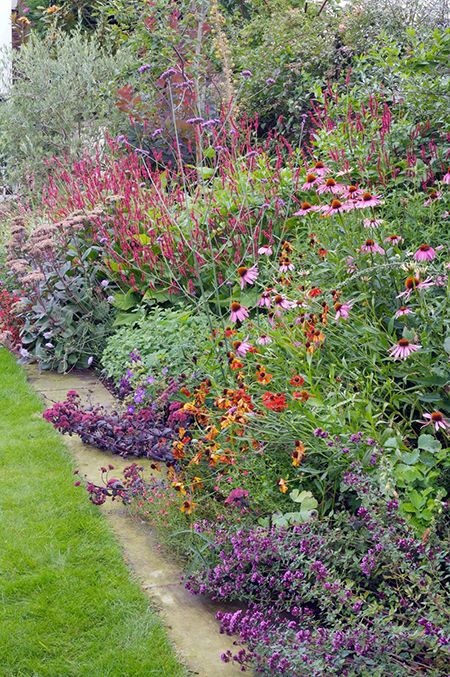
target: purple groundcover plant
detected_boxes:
[185,470,450,675]
[43,390,191,462]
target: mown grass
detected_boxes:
[0,349,186,677]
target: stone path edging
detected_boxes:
[27,366,244,677]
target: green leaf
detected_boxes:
[400,449,420,465]
[417,434,441,453]
[143,289,171,303]
[112,291,140,311]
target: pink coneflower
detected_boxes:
[396,275,434,300]
[308,161,329,176]
[258,245,272,256]
[424,190,442,207]
[443,168,450,184]
[421,411,449,432]
[293,201,322,216]
[416,277,435,291]
[230,301,249,323]
[233,337,253,356]
[414,244,436,262]
[317,178,345,195]
[343,185,363,200]
[334,301,352,321]
[302,173,320,190]
[273,294,293,310]
[238,265,258,289]
[364,218,383,229]
[355,192,382,208]
[279,258,295,273]
[395,306,411,318]
[257,335,272,345]
[321,199,352,216]
[384,234,403,246]
[360,239,385,255]
[258,290,272,308]
[389,338,421,360]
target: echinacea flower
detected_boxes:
[364,218,383,229]
[360,239,385,255]
[397,275,434,300]
[384,234,403,245]
[258,245,272,255]
[238,265,258,289]
[355,192,382,208]
[344,185,363,200]
[321,199,351,216]
[421,411,449,432]
[308,161,329,176]
[414,244,436,262]
[257,335,272,345]
[395,306,411,318]
[424,190,442,206]
[279,258,295,273]
[273,294,293,310]
[317,178,345,195]
[302,174,320,190]
[230,301,249,323]
[443,168,450,184]
[334,301,352,321]
[258,290,272,308]
[389,338,421,360]
[233,337,253,357]
[293,201,321,216]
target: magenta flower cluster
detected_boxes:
[186,470,450,675]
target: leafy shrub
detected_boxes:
[310,29,450,188]
[43,390,191,462]
[186,470,450,676]
[231,1,341,134]
[341,0,449,51]
[101,306,211,384]
[6,210,114,371]
[0,30,131,193]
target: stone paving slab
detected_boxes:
[27,365,244,677]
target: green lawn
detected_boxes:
[0,349,185,677]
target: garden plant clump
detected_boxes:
[1,1,450,675]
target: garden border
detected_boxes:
[27,365,244,677]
